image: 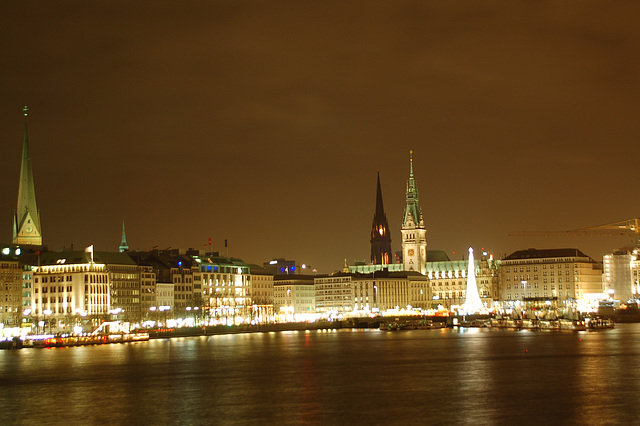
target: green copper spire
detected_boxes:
[13,106,42,246]
[403,150,423,228]
[119,220,129,252]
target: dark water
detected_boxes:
[2,324,640,425]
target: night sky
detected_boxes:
[2,1,640,273]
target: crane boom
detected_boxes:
[509,217,640,237]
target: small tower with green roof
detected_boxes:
[119,221,129,253]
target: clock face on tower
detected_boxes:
[26,226,32,233]
[408,249,414,256]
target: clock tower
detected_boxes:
[401,151,426,274]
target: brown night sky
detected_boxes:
[2,1,639,273]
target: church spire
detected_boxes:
[401,150,427,274]
[119,221,129,252]
[403,150,422,228]
[370,172,392,265]
[375,171,386,218]
[13,106,42,246]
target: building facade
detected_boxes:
[315,273,354,315]
[603,249,639,303]
[0,248,25,328]
[499,248,603,304]
[195,256,252,325]
[28,251,111,331]
[105,252,143,322]
[249,268,275,322]
[140,266,157,313]
[273,275,315,318]
[426,250,499,309]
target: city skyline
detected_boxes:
[2,2,640,273]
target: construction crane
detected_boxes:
[509,217,640,241]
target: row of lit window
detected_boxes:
[37,296,72,303]
[36,275,72,283]
[506,264,576,273]
[35,285,73,294]
[505,292,569,299]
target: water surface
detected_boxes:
[2,324,639,425]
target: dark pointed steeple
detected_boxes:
[370,172,392,265]
[13,106,42,246]
[119,221,129,253]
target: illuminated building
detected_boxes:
[274,275,315,318]
[128,250,202,317]
[13,107,42,246]
[139,266,157,313]
[248,265,275,322]
[0,248,25,327]
[603,248,640,303]
[155,283,174,309]
[28,251,111,326]
[370,172,392,265]
[314,273,354,314]
[194,256,252,325]
[401,151,427,274]
[499,248,603,304]
[315,265,430,315]
[105,253,144,322]
[22,250,157,328]
[425,250,498,309]
[353,270,429,313]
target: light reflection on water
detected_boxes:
[1,325,640,425]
